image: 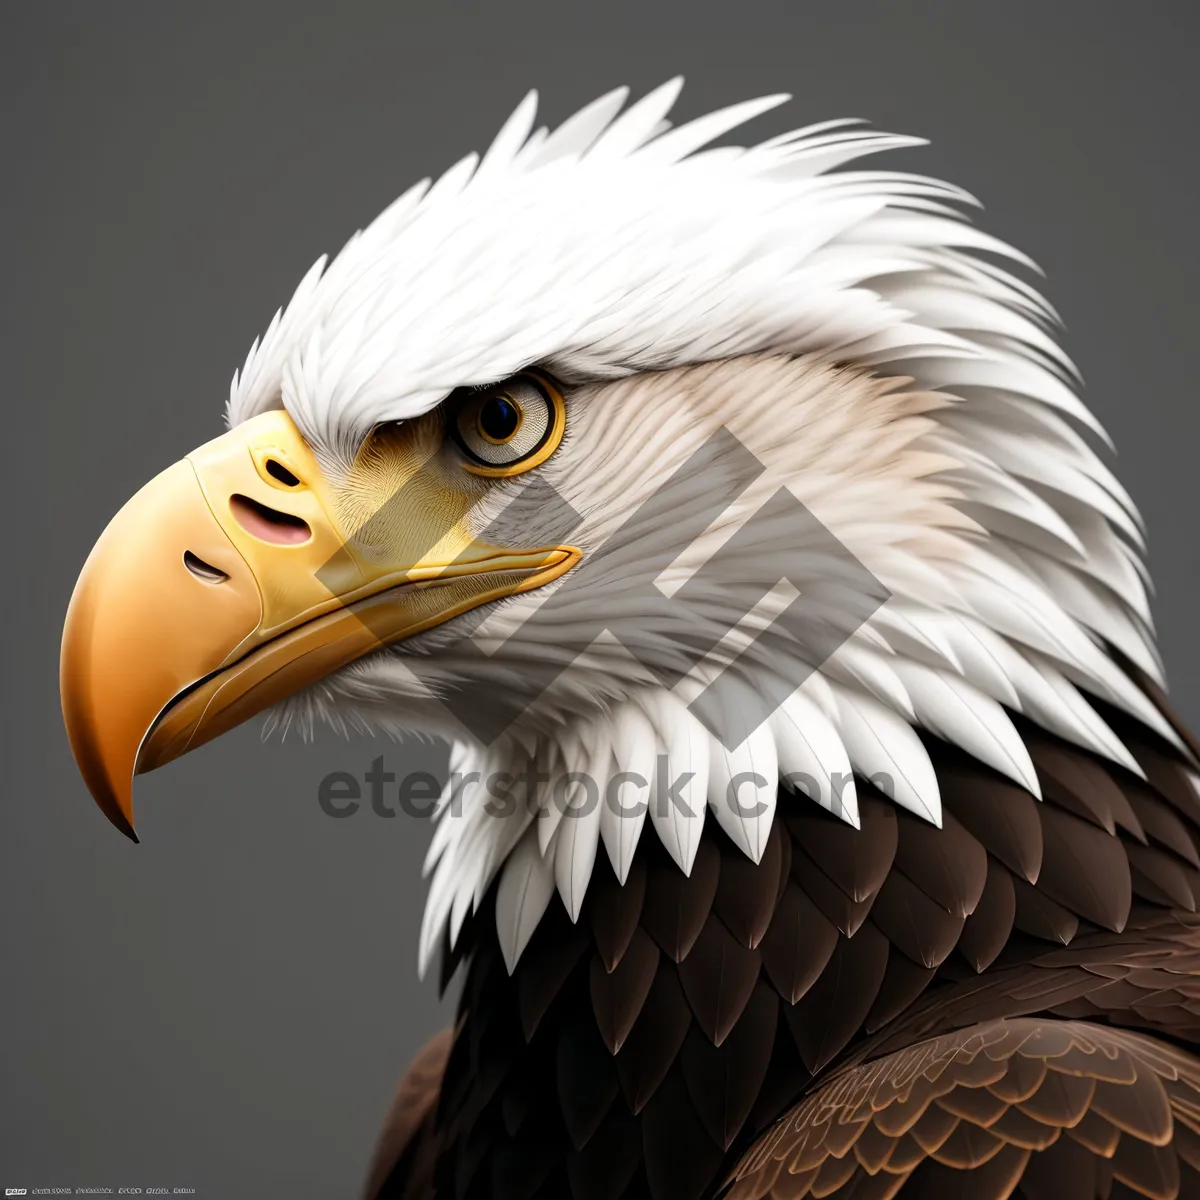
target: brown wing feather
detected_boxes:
[364,1028,452,1200]
[725,1018,1200,1200]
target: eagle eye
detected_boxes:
[448,373,565,477]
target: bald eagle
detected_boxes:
[61,82,1200,1200]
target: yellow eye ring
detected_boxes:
[454,372,566,478]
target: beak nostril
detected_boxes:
[230,494,311,545]
[183,550,230,584]
[265,459,301,487]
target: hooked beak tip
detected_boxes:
[76,765,140,842]
[111,811,140,844]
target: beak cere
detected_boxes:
[60,409,579,840]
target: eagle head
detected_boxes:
[60,81,1172,977]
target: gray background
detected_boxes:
[2,1,1197,1195]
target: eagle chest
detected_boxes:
[416,715,1200,1200]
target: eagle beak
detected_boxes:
[60,409,579,839]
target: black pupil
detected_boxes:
[479,395,521,441]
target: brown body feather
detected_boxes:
[368,678,1200,1200]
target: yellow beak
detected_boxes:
[60,409,579,840]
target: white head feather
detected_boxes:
[224,82,1172,975]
